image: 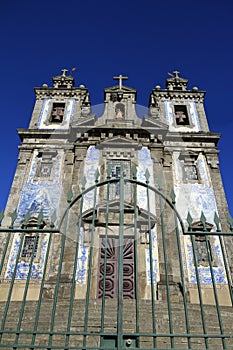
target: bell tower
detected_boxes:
[3,69,93,227]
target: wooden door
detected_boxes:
[97,237,135,299]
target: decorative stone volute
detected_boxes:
[52,69,75,89]
[166,70,188,91]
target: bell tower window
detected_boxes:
[50,102,65,123]
[174,105,189,126]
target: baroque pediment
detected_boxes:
[82,200,156,228]
[104,85,137,93]
[96,136,141,150]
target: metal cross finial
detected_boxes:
[173,70,180,78]
[61,69,68,77]
[113,74,128,89]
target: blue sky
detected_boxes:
[0,0,233,216]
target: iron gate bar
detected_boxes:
[1,328,233,337]
[58,178,186,234]
[83,172,99,349]
[172,194,191,349]
[133,167,140,347]
[0,232,10,275]
[48,206,71,349]
[190,232,209,349]
[183,231,233,235]
[158,180,174,348]
[14,230,39,348]
[31,230,53,349]
[117,165,125,349]
[65,179,86,349]
[100,166,111,333]
[0,231,25,343]
[145,172,157,349]
[204,234,226,349]
[218,235,233,305]
[0,229,60,232]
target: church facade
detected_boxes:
[0,70,232,349]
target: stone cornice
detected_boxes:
[164,131,221,146]
[34,87,89,100]
[17,128,70,141]
[150,89,206,103]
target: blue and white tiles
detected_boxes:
[145,228,159,285]
[82,146,100,212]
[75,227,88,285]
[5,233,49,281]
[173,152,227,285]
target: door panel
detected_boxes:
[97,237,135,299]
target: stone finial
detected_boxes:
[52,68,75,89]
[61,69,68,76]
[166,70,188,91]
[113,74,128,89]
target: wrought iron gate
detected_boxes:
[0,165,233,349]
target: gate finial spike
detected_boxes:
[10,209,18,228]
[170,189,176,203]
[132,165,137,179]
[23,210,31,227]
[120,163,124,178]
[67,187,73,203]
[37,210,44,228]
[81,176,87,190]
[187,211,193,230]
[214,212,221,232]
[50,210,57,228]
[107,164,111,179]
[157,175,162,189]
[200,211,207,231]
[0,209,5,226]
[95,168,100,182]
[227,212,233,231]
[145,168,150,183]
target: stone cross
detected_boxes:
[173,70,180,78]
[113,74,128,89]
[61,69,68,77]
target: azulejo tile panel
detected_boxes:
[82,146,100,212]
[17,150,63,222]
[173,153,227,285]
[6,151,64,281]
[75,227,88,285]
[145,228,159,285]
[5,233,49,281]
[137,147,156,215]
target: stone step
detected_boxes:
[1,299,233,349]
